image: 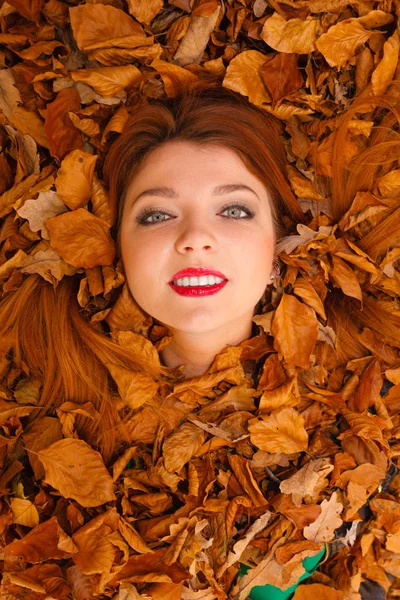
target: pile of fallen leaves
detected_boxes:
[1,0,400,599]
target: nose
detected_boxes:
[175,222,215,253]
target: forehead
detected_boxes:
[126,140,264,191]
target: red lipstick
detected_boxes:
[168,267,228,297]
[170,267,228,282]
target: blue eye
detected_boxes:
[136,202,255,226]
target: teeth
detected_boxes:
[173,275,225,287]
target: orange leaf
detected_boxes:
[46,208,116,268]
[223,50,271,105]
[10,498,39,528]
[259,53,304,104]
[292,583,344,600]
[248,407,308,453]
[272,293,319,369]
[331,255,362,302]
[55,150,98,210]
[127,0,164,25]
[70,65,142,98]
[44,88,83,161]
[38,438,116,507]
[261,12,320,54]
[69,4,147,52]
[315,19,372,69]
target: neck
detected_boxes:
[159,314,255,379]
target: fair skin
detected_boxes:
[119,140,276,379]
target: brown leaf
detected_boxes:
[69,4,147,52]
[315,19,372,69]
[223,50,271,105]
[106,364,159,411]
[272,293,319,369]
[4,516,77,562]
[174,6,221,66]
[163,422,206,473]
[22,416,63,480]
[248,407,308,453]
[70,66,143,98]
[45,88,83,161]
[46,208,116,268]
[55,150,98,210]
[150,59,198,97]
[38,438,116,507]
[280,458,334,506]
[330,255,362,302]
[260,53,304,103]
[10,498,39,528]
[292,583,344,600]
[127,0,164,25]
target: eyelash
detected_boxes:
[135,202,256,226]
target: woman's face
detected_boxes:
[119,140,276,336]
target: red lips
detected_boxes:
[170,267,228,282]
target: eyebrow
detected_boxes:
[130,184,260,206]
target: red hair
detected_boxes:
[1,76,399,460]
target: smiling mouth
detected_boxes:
[168,279,228,296]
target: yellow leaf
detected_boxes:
[371,30,400,96]
[315,19,372,69]
[261,12,320,54]
[10,498,39,528]
[38,438,116,507]
[223,50,271,105]
[373,169,400,197]
[248,407,308,454]
[70,66,142,98]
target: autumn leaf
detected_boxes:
[292,583,344,600]
[259,53,304,104]
[280,458,334,506]
[127,0,164,25]
[163,422,206,473]
[303,491,343,542]
[44,88,83,161]
[55,150,98,210]
[174,6,221,67]
[69,4,147,52]
[46,208,116,268]
[10,498,39,528]
[261,12,320,54]
[223,50,271,105]
[38,438,116,507]
[315,19,372,69]
[330,255,362,302]
[248,407,308,453]
[271,293,319,369]
[70,65,143,98]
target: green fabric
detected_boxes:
[237,546,326,600]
